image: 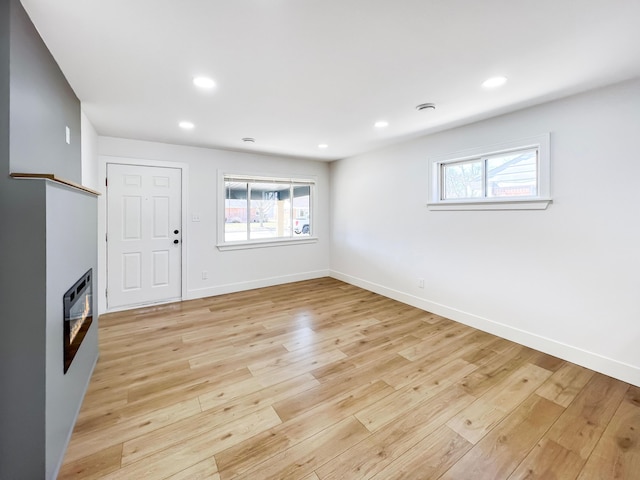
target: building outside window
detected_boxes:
[222,175,314,245]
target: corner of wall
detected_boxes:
[81,109,99,190]
[330,270,640,387]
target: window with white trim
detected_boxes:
[220,174,315,247]
[428,134,551,210]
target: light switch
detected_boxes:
[65,126,71,144]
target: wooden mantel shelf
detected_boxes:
[10,173,101,196]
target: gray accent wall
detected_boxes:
[0,1,98,478]
[0,0,9,179]
[45,183,98,478]
[9,0,81,181]
[0,180,48,479]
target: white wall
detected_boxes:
[330,78,640,386]
[80,110,99,190]
[96,137,331,314]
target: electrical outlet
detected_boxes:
[202,271,208,280]
[418,278,424,288]
[192,214,201,222]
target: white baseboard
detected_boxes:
[331,270,640,387]
[186,269,331,300]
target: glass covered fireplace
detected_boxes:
[63,269,93,373]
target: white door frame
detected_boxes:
[100,155,188,313]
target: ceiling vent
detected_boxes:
[416,103,436,111]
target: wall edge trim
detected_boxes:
[330,270,640,387]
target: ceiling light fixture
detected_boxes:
[374,121,389,128]
[318,144,328,149]
[416,103,436,111]
[179,121,195,129]
[242,137,255,143]
[193,76,216,89]
[482,76,507,88]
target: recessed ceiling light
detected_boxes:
[374,121,389,128]
[179,121,195,129]
[242,137,255,143]
[482,76,508,88]
[318,144,328,149]
[193,76,216,89]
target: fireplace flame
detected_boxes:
[70,295,91,344]
[83,294,91,318]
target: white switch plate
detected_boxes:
[65,126,70,144]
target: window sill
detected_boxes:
[217,237,319,251]
[427,198,552,211]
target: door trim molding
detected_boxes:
[101,155,189,313]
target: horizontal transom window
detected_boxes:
[428,134,551,210]
[442,147,538,200]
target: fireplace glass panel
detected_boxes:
[63,269,93,373]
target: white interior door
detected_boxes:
[107,163,182,309]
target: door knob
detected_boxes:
[173,239,179,244]
[174,229,179,234]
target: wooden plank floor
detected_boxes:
[59,278,640,479]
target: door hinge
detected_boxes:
[105,233,108,242]
[105,177,108,187]
[105,288,108,298]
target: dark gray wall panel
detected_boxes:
[0,180,48,480]
[9,0,81,182]
[0,0,9,178]
[0,1,96,478]
[45,183,98,478]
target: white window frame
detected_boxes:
[428,133,551,210]
[217,171,318,251]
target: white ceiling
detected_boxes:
[20,0,640,161]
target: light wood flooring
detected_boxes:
[59,278,640,479]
